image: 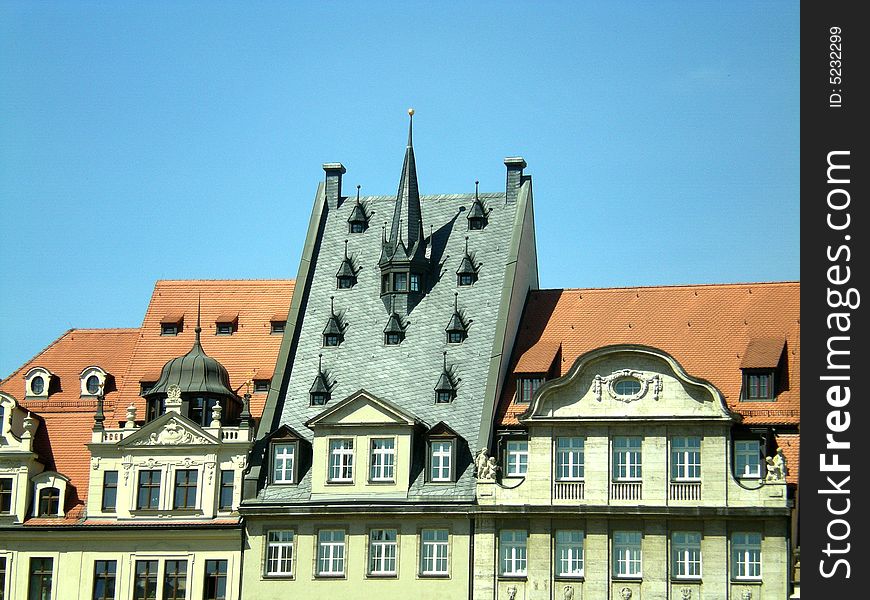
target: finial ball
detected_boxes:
[408,108,415,116]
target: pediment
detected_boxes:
[306,389,420,428]
[522,345,735,423]
[118,412,220,448]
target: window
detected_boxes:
[517,377,544,403]
[556,437,584,480]
[317,530,346,576]
[272,442,296,484]
[385,332,402,345]
[671,437,701,480]
[190,396,220,427]
[92,560,116,600]
[394,273,408,291]
[1,557,6,600]
[270,321,286,334]
[429,440,453,482]
[133,560,158,600]
[420,529,449,575]
[38,487,60,516]
[469,217,485,230]
[410,274,420,292]
[310,390,330,406]
[267,531,295,576]
[369,438,395,482]
[28,557,53,600]
[173,469,198,509]
[30,376,45,396]
[458,273,476,286]
[435,390,453,404]
[163,560,187,600]
[735,440,761,478]
[732,532,762,580]
[0,478,12,513]
[145,397,164,421]
[329,439,354,482]
[447,331,464,344]
[137,470,161,510]
[323,333,341,347]
[219,470,234,511]
[203,560,227,600]
[337,275,355,289]
[613,531,642,578]
[744,370,774,400]
[254,379,270,393]
[499,530,527,577]
[614,377,641,396]
[672,532,702,579]
[612,437,642,480]
[216,323,233,335]
[161,324,179,336]
[555,530,584,578]
[350,221,365,234]
[102,471,118,512]
[86,375,101,395]
[505,440,529,476]
[369,529,398,575]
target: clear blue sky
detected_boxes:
[0,1,799,378]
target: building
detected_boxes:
[0,279,293,600]
[239,112,539,599]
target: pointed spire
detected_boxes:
[348,185,367,229]
[446,291,468,341]
[195,293,202,344]
[467,180,489,228]
[435,351,457,401]
[387,109,424,256]
[407,107,414,146]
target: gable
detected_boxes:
[306,390,419,428]
[524,345,734,423]
[118,412,220,448]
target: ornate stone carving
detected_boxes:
[620,587,633,600]
[593,370,662,403]
[206,462,215,485]
[91,457,100,470]
[741,591,752,600]
[475,448,499,480]
[506,586,517,600]
[130,419,210,447]
[563,585,574,600]
[765,447,787,482]
[234,454,248,470]
[681,588,692,600]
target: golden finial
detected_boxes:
[408,108,415,116]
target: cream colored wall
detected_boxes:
[2,528,243,600]
[243,516,471,600]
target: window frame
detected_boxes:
[0,477,13,514]
[731,532,762,581]
[203,559,228,600]
[612,436,643,481]
[516,376,544,404]
[28,557,54,600]
[735,439,762,479]
[136,469,162,510]
[555,437,585,481]
[271,441,297,485]
[172,469,198,510]
[505,439,529,477]
[316,529,346,577]
[369,438,396,483]
[92,560,117,600]
[368,528,398,577]
[743,369,775,400]
[218,470,234,511]
[419,528,450,577]
[671,531,702,580]
[428,439,454,483]
[328,438,355,483]
[253,379,270,393]
[612,530,642,579]
[265,530,295,577]
[132,559,158,600]
[270,321,286,335]
[671,436,702,481]
[37,486,60,517]
[554,529,585,579]
[101,471,118,513]
[163,559,188,600]
[499,530,528,578]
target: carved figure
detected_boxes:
[765,448,787,482]
[681,588,692,600]
[475,448,490,479]
[507,586,517,600]
[483,456,500,479]
[563,585,574,600]
[741,591,752,600]
[620,587,633,600]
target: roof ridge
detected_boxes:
[61,327,140,334]
[539,281,799,293]
[0,328,75,384]
[154,279,294,284]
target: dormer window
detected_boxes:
[434,352,457,404]
[215,313,238,336]
[467,181,489,230]
[435,391,453,404]
[336,240,358,289]
[456,237,479,286]
[350,221,365,234]
[324,334,341,347]
[446,293,469,344]
[383,305,407,346]
[270,313,287,335]
[254,379,270,393]
[348,185,368,233]
[310,356,332,406]
[458,272,476,286]
[743,370,775,400]
[32,472,68,518]
[80,366,108,397]
[160,313,184,336]
[425,423,460,483]
[38,487,60,517]
[385,332,403,345]
[322,297,346,347]
[25,367,52,398]
[86,376,100,395]
[740,338,783,401]
[516,376,545,404]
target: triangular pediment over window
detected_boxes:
[305,389,422,429]
[118,411,220,448]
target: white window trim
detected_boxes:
[555,437,585,481]
[31,472,68,518]
[317,530,346,577]
[735,440,762,479]
[671,531,702,580]
[272,441,297,484]
[429,440,454,482]
[79,366,108,397]
[419,528,450,576]
[369,438,396,483]
[612,437,642,481]
[555,530,585,578]
[671,436,702,481]
[170,466,201,511]
[265,530,295,577]
[368,529,398,576]
[732,532,762,580]
[613,531,642,578]
[499,530,528,577]
[505,440,529,477]
[24,367,52,398]
[328,438,355,483]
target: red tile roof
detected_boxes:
[497,282,800,427]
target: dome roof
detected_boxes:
[144,323,234,399]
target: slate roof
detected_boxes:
[271,189,522,502]
[497,282,800,427]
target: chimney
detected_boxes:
[504,157,526,204]
[323,163,346,210]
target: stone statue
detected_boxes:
[563,585,574,600]
[475,448,490,479]
[483,456,500,480]
[506,586,517,600]
[620,587,633,600]
[765,448,787,482]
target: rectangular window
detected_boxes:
[161,324,178,336]
[369,529,398,575]
[555,530,584,578]
[735,440,761,478]
[556,437,584,480]
[745,371,774,400]
[672,532,702,579]
[270,321,286,335]
[394,273,407,291]
[137,470,161,510]
[613,531,642,578]
[101,471,118,512]
[272,442,296,484]
[317,530,346,576]
[219,470,234,511]
[254,379,270,393]
[517,377,544,403]
[429,440,453,482]
[732,532,762,580]
[612,437,642,480]
[505,440,529,476]
[203,560,227,600]
[328,439,354,482]
[0,478,12,513]
[37,487,60,516]
[216,323,233,336]
[92,560,116,600]
[671,437,701,480]
[0,556,6,600]
[266,530,295,576]
[163,560,187,600]
[410,274,420,292]
[499,530,528,577]
[28,557,53,600]
[420,529,449,576]
[173,469,198,509]
[133,560,158,600]
[369,438,396,482]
